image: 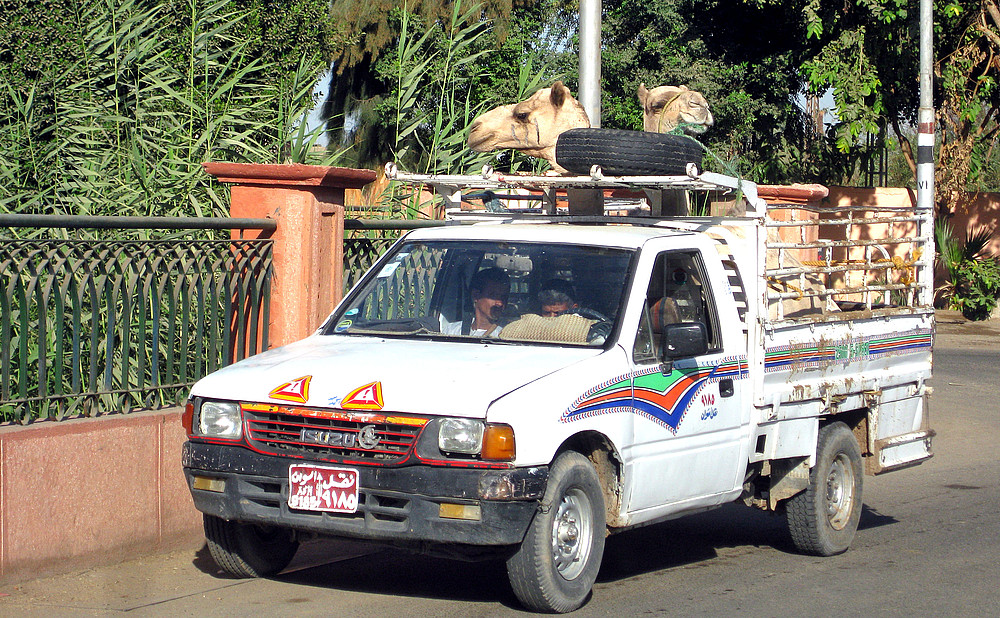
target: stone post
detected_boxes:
[202,163,376,348]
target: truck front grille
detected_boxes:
[241,402,427,464]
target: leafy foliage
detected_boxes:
[0,0,338,226]
[600,0,863,184]
[326,0,574,171]
[802,1,1000,202]
[935,1,1000,213]
[953,257,1000,320]
[935,216,999,319]
[329,0,517,69]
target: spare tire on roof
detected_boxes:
[555,128,704,176]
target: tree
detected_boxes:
[802,1,1000,210]
[326,0,576,169]
[602,0,847,184]
[935,1,1000,213]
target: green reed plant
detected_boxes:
[377,0,558,218]
[1,0,340,234]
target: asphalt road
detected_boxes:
[2,324,998,617]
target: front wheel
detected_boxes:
[506,451,606,613]
[786,422,864,556]
[203,514,299,577]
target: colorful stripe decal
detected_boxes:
[868,332,933,355]
[563,359,749,433]
[562,329,931,432]
[763,329,933,372]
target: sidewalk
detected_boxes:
[0,538,377,616]
[934,309,1000,344]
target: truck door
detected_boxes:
[625,248,747,512]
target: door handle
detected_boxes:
[719,378,734,398]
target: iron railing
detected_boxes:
[1,215,273,423]
[342,219,447,293]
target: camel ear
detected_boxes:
[550,81,568,108]
[638,83,648,104]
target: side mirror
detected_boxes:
[661,322,708,359]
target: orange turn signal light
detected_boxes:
[182,401,194,436]
[482,424,515,461]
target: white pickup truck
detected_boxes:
[182,166,934,612]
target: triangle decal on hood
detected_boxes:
[342,381,384,410]
[268,375,312,403]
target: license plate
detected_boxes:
[288,464,360,513]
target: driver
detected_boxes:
[441,267,510,337]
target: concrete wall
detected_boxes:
[945,191,1000,256]
[0,164,380,584]
[0,408,201,583]
[827,186,1000,257]
[203,163,377,348]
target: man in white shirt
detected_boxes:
[441,267,510,337]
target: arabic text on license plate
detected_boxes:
[288,464,359,513]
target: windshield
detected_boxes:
[325,240,635,346]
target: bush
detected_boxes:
[953,258,1000,321]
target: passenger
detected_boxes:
[537,279,579,317]
[442,267,510,337]
[535,279,611,344]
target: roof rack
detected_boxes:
[384,163,766,218]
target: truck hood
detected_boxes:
[190,334,601,418]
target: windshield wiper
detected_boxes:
[345,317,439,335]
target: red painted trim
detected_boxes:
[757,183,829,204]
[202,162,376,188]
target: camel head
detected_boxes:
[638,83,714,135]
[467,81,591,171]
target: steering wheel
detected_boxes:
[572,307,609,322]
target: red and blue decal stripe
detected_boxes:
[562,328,929,433]
[869,332,933,355]
[764,346,835,371]
[629,365,716,431]
[563,362,739,433]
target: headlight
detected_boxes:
[438,418,484,454]
[198,401,242,439]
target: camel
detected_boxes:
[638,83,714,135]
[467,81,591,172]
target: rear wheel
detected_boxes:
[506,451,606,613]
[786,422,864,556]
[203,514,299,577]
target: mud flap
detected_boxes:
[866,392,935,474]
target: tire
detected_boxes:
[786,422,864,556]
[554,128,704,176]
[203,514,299,577]
[506,451,606,613]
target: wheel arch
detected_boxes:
[821,407,873,471]
[554,430,625,528]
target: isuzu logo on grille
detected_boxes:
[300,424,380,450]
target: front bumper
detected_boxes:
[182,441,547,546]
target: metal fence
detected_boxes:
[342,219,447,293]
[0,215,274,424]
[764,202,934,320]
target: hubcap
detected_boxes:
[825,453,855,530]
[551,487,593,580]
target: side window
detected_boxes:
[632,251,720,363]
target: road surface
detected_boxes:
[2,323,998,616]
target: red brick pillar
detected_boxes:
[202,163,376,348]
